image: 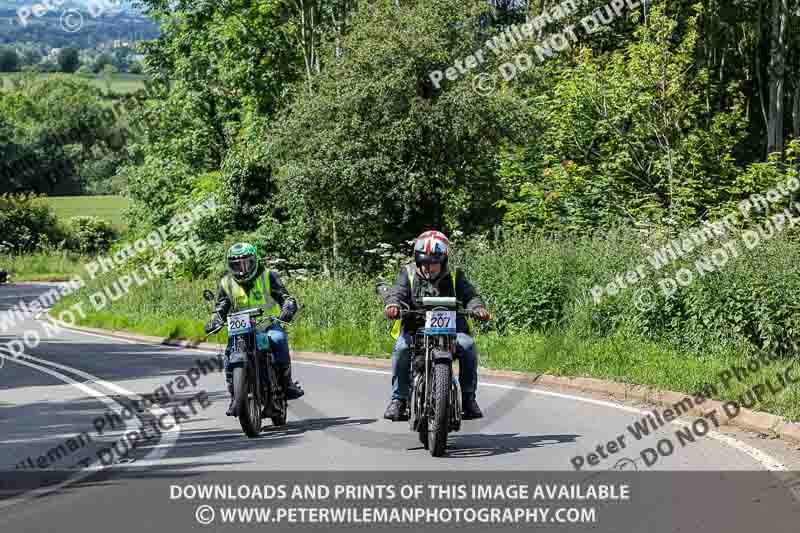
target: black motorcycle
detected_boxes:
[400,296,480,457]
[203,290,288,437]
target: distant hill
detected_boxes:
[0,0,158,50]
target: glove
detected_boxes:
[384,305,400,320]
[205,313,224,334]
[475,308,491,321]
[278,309,293,323]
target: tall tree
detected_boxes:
[57,48,80,73]
[0,48,19,73]
[767,0,789,155]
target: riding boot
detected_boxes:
[276,362,304,400]
[462,392,483,420]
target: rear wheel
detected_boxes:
[233,366,261,437]
[271,398,287,426]
[428,362,451,457]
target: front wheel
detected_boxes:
[428,362,451,457]
[233,366,262,438]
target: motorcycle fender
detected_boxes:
[432,349,452,362]
[227,351,246,366]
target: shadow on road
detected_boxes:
[443,432,580,458]
[139,415,380,462]
[261,416,378,437]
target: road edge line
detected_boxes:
[46,316,800,447]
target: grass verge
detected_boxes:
[49,274,800,422]
[1,252,86,281]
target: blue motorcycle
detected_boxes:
[203,290,287,437]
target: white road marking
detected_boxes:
[0,354,134,510]
[8,349,180,468]
[48,320,791,472]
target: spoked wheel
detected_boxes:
[428,362,451,457]
[233,366,262,437]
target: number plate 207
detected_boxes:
[227,313,255,335]
[424,311,456,335]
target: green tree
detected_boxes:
[0,48,20,72]
[270,0,507,269]
[0,76,130,195]
[57,48,81,73]
[497,4,748,232]
[122,0,309,231]
[93,53,115,74]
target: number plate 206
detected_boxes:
[227,313,255,335]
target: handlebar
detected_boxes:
[204,314,289,340]
[398,308,482,318]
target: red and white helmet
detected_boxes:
[414,230,450,279]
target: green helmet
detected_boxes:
[226,242,260,283]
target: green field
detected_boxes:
[0,72,147,93]
[46,195,131,230]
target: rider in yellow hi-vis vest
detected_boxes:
[204,243,304,416]
[382,230,491,422]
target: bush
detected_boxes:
[0,193,64,251]
[67,216,116,254]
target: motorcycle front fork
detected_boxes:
[416,364,461,425]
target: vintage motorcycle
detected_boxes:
[202,290,288,437]
[399,296,481,457]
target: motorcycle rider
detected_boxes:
[205,242,304,416]
[382,230,490,422]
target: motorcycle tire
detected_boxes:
[234,366,262,437]
[428,362,451,457]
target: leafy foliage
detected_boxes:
[0,74,133,195]
[66,216,117,254]
[58,48,81,74]
[0,193,64,252]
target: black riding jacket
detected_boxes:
[384,264,485,334]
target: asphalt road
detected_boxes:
[1,283,799,532]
